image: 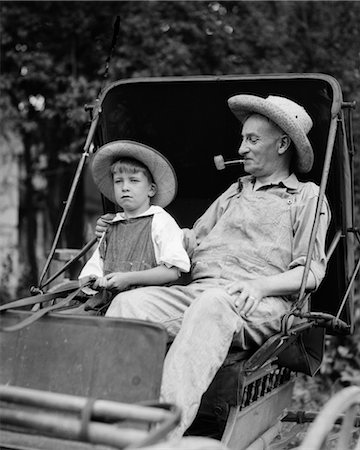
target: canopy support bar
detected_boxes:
[295,116,338,310]
[36,106,101,291]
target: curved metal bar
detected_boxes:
[295,116,338,310]
[37,112,100,289]
[0,385,174,423]
[0,385,181,449]
[299,386,360,450]
[40,236,98,289]
[325,229,343,262]
[336,252,360,320]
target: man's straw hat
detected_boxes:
[92,140,177,208]
[228,95,314,173]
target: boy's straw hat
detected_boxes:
[92,140,177,207]
[227,94,314,173]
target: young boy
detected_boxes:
[69,140,190,314]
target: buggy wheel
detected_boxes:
[298,386,360,450]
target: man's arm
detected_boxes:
[227,266,316,316]
[191,182,238,245]
[228,185,331,317]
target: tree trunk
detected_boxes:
[0,131,22,303]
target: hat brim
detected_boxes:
[228,95,314,173]
[92,140,177,208]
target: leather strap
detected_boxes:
[0,279,94,333]
[0,281,82,312]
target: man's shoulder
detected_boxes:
[296,179,320,198]
[283,174,320,198]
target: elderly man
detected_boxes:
[94,95,330,437]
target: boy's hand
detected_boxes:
[92,272,131,292]
[79,274,98,286]
[95,213,115,239]
[79,274,100,295]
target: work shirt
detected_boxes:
[80,205,190,280]
[185,174,330,292]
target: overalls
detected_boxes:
[65,216,157,315]
[106,184,295,435]
[100,215,157,275]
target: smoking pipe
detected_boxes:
[214,154,244,171]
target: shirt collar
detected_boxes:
[112,205,161,223]
[238,173,300,193]
[278,173,300,190]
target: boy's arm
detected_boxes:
[78,245,104,280]
[92,265,179,291]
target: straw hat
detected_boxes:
[227,94,314,173]
[92,140,177,207]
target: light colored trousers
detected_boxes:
[105,279,290,438]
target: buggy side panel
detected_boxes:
[0,311,167,403]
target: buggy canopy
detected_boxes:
[90,74,355,331]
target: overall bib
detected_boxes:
[100,215,157,275]
[66,216,157,315]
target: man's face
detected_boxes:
[238,114,285,178]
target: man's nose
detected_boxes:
[122,181,130,190]
[238,140,248,156]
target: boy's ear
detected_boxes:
[278,135,291,155]
[149,183,157,198]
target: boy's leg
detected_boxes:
[105,284,205,339]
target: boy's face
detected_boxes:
[113,170,156,217]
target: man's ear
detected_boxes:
[278,135,291,155]
[149,183,157,198]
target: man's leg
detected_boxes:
[160,287,243,438]
[160,288,290,438]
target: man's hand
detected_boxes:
[95,213,115,239]
[92,272,131,292]
[182,228,197,257]
[227,279,265,317]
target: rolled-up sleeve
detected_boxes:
[152,212,191,273]
[289,183,331,289]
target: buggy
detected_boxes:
[0,73,358,449]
